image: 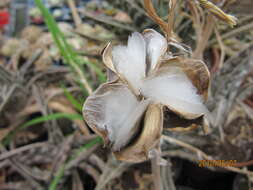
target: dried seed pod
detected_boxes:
[101,43,119,82]
[141,65,210,120]
[160,57,210,101]
[83,28,212,162]
[163,108,203,132]
[181,59,210,101]
[83,81,149,150]
[142,29,167,74]
[114,104,163,163]
[101,42,116,73]
[112,32,147,95]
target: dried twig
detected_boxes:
[32,85,64,144]
[0,64,13,83]
[208,21,253,47]
[214,25,225,70]
[0,84,17,113]
[66,144,100,170]
[161,158,176,190]
[193,14,215,59]
[95,155,132,190]
[0,142,47,160]
[72,171,84,190]
[143,0,168,34]
[150,149,162,190]
[67,0,82,27]
[167,0,177,39]
[212,45,253,127]
[80,10,136,32]
[0,144,44,189]
[79,162,101,183]
[89,154,106,171]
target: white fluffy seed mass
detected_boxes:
[140,67,208,117]
[112,99,150,151]
[143,29,167,72]
[84,84,147,150]
[112,32,146,92]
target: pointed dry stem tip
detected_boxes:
[197,0,237,27]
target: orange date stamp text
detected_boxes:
[198,160,237,167]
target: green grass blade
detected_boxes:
[63,87,83,112]
[71,136,102,160]
[20,113,83,130]
[2,113,83,146]
[35,0,106,83]
[34,0,72,64]
[49,164,66,190]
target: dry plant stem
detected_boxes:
[0,144,44,190]
[67,0,82,27]
[163,135,211,159]
[161,158,176,190]
[239,101,253,121]
[162,135,253,176]
[144,0,168,34]
[50,135,74,180]
[19,49,43,79]
[164,125,199,132]
[188,0,205,40]
[95,156,132,190]
[208,21,253,47]
[32,85,64,144]
[0,84,17,113]
[162,150,198,163]
[151,149,163,190]
[74,63,93,95]
[0,64,13,83]
[80,10,135,32]
[72,171,84,190]
[167,0,177,40]
[0,160,9,169]
[212,45,253,127]
[46,87,80,101]
[66,144,100,170]
[79,162,100,183]
[89,154,106,171]
[26,67,69,88]
[125,0,148,17]
[0,142,47,160]
[0,118,27,141]
[238,14,253,25]
[193,15,215,59]
[1,50,42,113]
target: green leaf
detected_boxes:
[20,113,83,130]
[34,0,106,84]
[62,86,83,112]
[2,113,83,146]
[49,164,66,190]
